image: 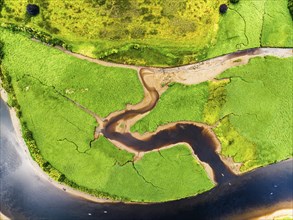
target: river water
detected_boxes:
[1,98,292,220]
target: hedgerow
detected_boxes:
[0,23,72,50]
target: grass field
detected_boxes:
[214,56,293,171]
[132,56,293,172]
[0,28,143,118]
[104,145,214,202]
[261,0,293,47]
[0,28,214,202]
[207,0,264,58]
[1,0,291,66]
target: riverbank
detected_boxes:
[0,212,10,220]
[258,209,293,220]
[243,201,293,220]
[0,88,119,204]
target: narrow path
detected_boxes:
[54,42,291,73]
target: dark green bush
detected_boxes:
[58,174,66,182]
[26,4,40,16]
[16,110,22,118]
[288,0,293,19]
[10,99,18,107]
[24,130,34,140]
[0,41,4,59]
[219,4,228,14]
[92,0,106,6]
[230,0,239,3]
[1,23,72,50]
[0,0,4,13]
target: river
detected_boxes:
[1,98,292,219]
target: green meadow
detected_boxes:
[0,29,143,118]
[0,29,214,202]
[261,0,293,47]
[214,56,293,171]
[1,0,291,66]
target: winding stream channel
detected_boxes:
[1,47,293,219]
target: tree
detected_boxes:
[26,4,40,16]
[230,0,240,3]
[219,4,228,14]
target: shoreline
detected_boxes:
[0,88,119,204]
[257,209,293,220]
[0,212,11,220]
[247,201,293,220]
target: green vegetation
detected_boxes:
[132,56,293,172]
[0,0,292,203]
[214,56,293,171]
[0,0,227,66]
[1,0,291,66]
[289,0,293,18]
[0,28,143,117]
[104,145,214,202]
[0,29,214,202]
[207,0,265,58]
[261,0,293,47]
[275,217,293,220]
[209,0,293,58]
[131,82,209,134]
[0,0,3,13]
[1,23,72,49]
